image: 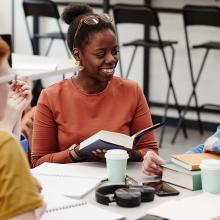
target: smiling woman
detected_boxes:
[31,3,159,168]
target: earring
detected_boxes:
[75,60,84,72]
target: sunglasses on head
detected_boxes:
[73,13,113,45]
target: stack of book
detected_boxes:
[162,153,220,190]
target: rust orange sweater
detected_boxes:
[32,76,158,167]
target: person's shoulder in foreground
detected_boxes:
[0,130,43,220]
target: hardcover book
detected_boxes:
[79,123,164,156]
[171,153,220,171]
[162,163,201,191]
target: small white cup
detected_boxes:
[105,149,129,183]
[200,159,220,194]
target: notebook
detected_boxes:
[33,174,102,199]
[41,192,125,220]
[31,162,107,179]
[32,163,107,199]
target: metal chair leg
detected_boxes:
[45,39,54,56]
[125,46,138,79]
[171,49,209,143]
[159,45,188,148]
[118,46,124,78]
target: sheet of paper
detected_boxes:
[31,162,107,179]
[34,174,101,199]
[41,192,125,220]
[147,192,220,220]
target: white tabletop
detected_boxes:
[12,53,75,82]
[72,162,202,220]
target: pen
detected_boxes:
[125,175,139,185]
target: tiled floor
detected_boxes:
[155,125,213,160]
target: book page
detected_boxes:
[131,123,164,141]
[34,174,102,199]
[147,193,220,220]
[31,162,107,179]
[42,191,85,211]
[41,202,125,220]
[41,192,125,220]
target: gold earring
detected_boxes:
[75,60,84,72]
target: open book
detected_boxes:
[41,192,125,220]
[79,122,164,156]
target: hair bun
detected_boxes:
[62,3,93,25]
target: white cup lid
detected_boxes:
[105,149,129,160]
[200,159,220,170]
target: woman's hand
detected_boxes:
[92,149,107,159]
[0,78,32,138]
[142,151,165,176]
[10,79,32,112]
[204,135,219,152]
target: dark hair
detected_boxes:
[62,3,116,51]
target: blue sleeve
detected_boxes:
[183,125,220,154]
[184,144,205,154]
[164,125,220,164]
[20,135,29,153]
[212,125,220,153]
[164,144,204,164]
[213,125,220,138]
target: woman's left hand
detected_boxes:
[92,149,107,159]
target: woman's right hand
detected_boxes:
[142,151,165,176]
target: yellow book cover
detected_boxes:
[171,153,220,171]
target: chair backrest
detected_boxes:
[183,5,220,27]
[23,0,60,19]
[113,4,160,27]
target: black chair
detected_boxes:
[172,5,220,143]
[23,0,71,57]
[113,4,187,147]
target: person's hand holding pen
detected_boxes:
[142,151,165,176]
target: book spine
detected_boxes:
[192,174,202,191]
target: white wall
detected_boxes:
[0,0,12,34]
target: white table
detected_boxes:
[74,162,202,220]
[12,53,75,86]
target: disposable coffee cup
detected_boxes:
[200,159,220,194]
[105,149,129,183]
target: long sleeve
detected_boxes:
[129,83,158,159]
[31,90,72,167]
